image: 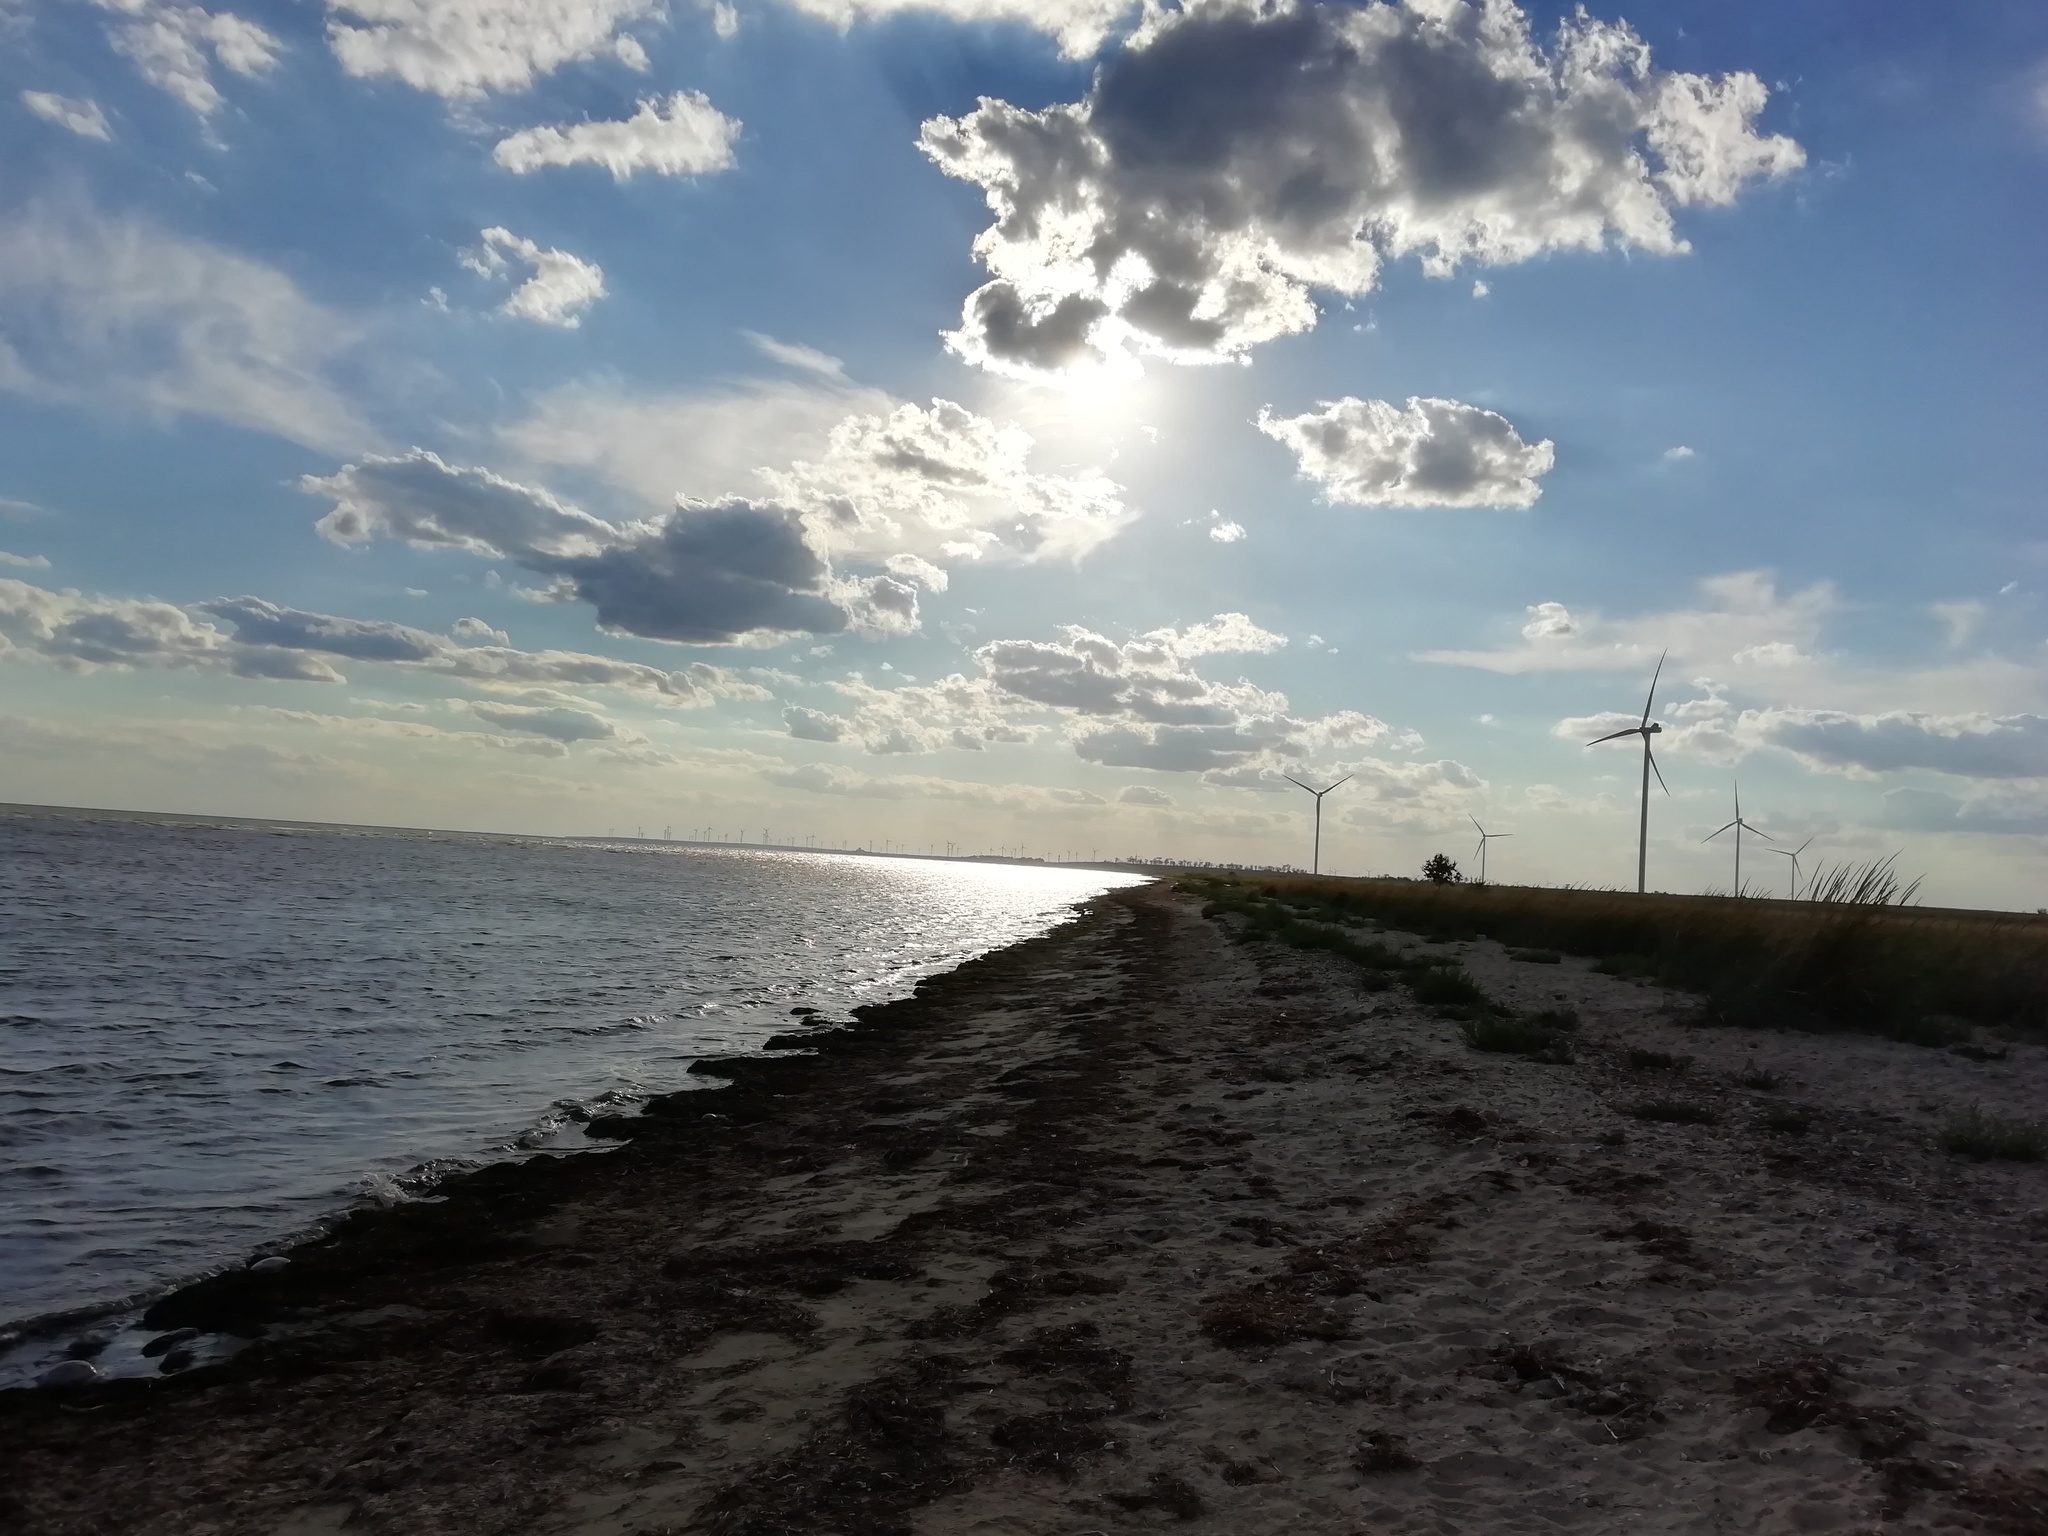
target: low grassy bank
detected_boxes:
[1181,875,2048,1045]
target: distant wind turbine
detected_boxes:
[1768,836,1814,900]
[1703,779,1774,896]
[1469,815,1512,885]
[1586,650,1670,894]
[1283,773,1352,875]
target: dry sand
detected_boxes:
[6,883,2047,1535]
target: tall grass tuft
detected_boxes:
[1182,874,2048,1046]
[1937,1106,2047,1161]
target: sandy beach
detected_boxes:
[6,881,2047,1535]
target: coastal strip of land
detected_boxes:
[5,883,2047,1535]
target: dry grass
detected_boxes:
[1183,875,2048,1045]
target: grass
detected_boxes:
[1181,873,2048,1047]
[1739,1063,1782,1090]
[1624,1100,1720,1126]
[1411,967,1489,1008]
[1509,948,1563,964]
[1762,1109,1812,1135]
[1937,1106,2048,1161]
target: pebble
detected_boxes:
[250,1255,291,1273]
[37,1359,101,1389]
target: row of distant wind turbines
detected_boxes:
[1286,651,1814,896]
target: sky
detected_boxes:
[2,0,2046,905]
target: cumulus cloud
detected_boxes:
[0,204,371,454]
[465,227,606,328]
[306,449,868,645]
[784,704,849,742]
[0,577,342,681]
[493,92,740,180]
[1884,786,2048,838]
[920,0,1801,374]
[1208,514,1246,543]
[1119,784,1174,806]
[1418,572,1834,675]
[763,398,1132,565]
[22,91,112,139]
[86,0,279,123]
[772,0,1137,58]
[325,0,659,99]
[1258,396,1554,509]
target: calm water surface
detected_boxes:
[0,809,1146,1330]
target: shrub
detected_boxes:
[1528,1007,1580,1031]
[1937,1106,2048,1161]
[1510,948,1563,964]
[1626,1049,1694,1071]
[1738,1063,1782,1090]
[1624,1100,1719,1126]
[1422,853,1462,885]
[1461,1017,1574,1063]
[1411,967,1488,1008]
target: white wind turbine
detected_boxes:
[1283,773,1351,875]
[1469,815,1512,885]
[1586,650,1670,895]
[1768,836,1814,900]
[1703,779,1774,896]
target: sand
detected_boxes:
[5,882,2047,1535]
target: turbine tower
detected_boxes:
[1703,779,1774,896]
[1586,650,1670,894]
[1283,773,1352,876]
[1768,835,1813,899]
[1469,815,1512,885]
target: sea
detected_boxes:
[0,806,1148,1363]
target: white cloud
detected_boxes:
[324,0,660,99]
[1663,444,1696,461]
[772,0,1137,58]
[743,331,847,379]
[1208,515,1246,543]
[920,0,1801,375]
[1417,572,1835,674]
[465,227,606,328]
[0,577,341,681]
[1471,280,1490,298]
[761,760,1108,811]
[1931,600,1987,648]
[0,551,51,569]
[493,92,740,180]
[21,90,112,139]
[1258,396,1554,509]
[464,697,622,742]
[1118,783,1174,806]
[784,704,849,742]
[0,203,372,454]
[762,397,1132,565]
[87,1,280,124]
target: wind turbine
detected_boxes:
[1703,780,1774,896]
[1768,835,1813,900]
[1283,773,1352,876]
[1469,816,1512,885]
[1586,650,1670,894]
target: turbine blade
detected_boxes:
[1794,837,1814,855]
[1496,832,1514,838]
[1704,821,1737,843]
[1586,727,1641,747]
[1328,774,1353,791]
[1747,822,1776,842]
[1283,775,1312,793]
[1647,747,1670,796]
[1470,814,1484,835]
[1641,648,1667,727]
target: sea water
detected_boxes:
[0,807,1146,1334]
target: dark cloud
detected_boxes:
[199,596,442,662]
[922,0,1802,373]
[1753,709,2048,780]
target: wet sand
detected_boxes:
[5,883,2047,1535]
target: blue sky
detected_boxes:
[3,0,2046,905]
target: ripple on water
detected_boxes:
[0,811,1145,1333]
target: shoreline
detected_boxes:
[6,884,2046,1535]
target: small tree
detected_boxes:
[1423,853,1462,885]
